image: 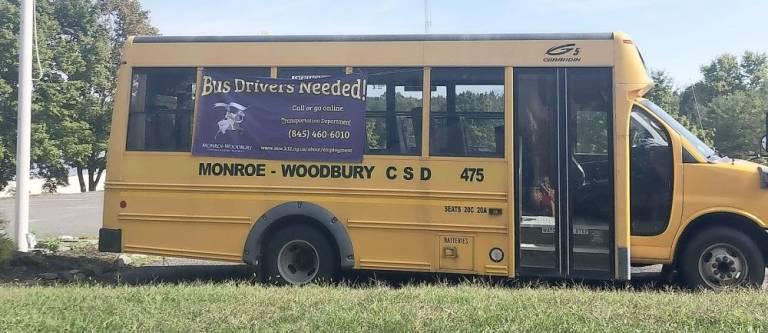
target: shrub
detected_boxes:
[0,237,13,267]
[0,219,14,267]
[36,238,61,253]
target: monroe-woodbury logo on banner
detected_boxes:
[192,69,367,162]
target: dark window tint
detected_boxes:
[358,67,423,155]
[515,67,614,278]
[630,107,673,236]
[277,67,345,80]
[515,69,560,272]
[567,68,614,274]
[126,68,196,151]
[211,67,270,77]
[430,67,505,157]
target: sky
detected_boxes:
[140,0,768,87]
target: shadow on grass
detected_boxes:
[100,264,259,285]
[95,263,676,292]
[2,248,677,291]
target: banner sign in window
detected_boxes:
[192,69,367,162]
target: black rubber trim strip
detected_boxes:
[617,246,630,280]
[98,228,122,253]
[133,33,614,44]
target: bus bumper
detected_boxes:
[98,228,122,253]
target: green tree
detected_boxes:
[741,51,768,90]
[72,0,158,191]
[0,0,20,190]
[687,52,768,156]
[646,70,714,145]
[645,70,679,114]
[680,52,768,120]
[705,87,768,156]
[0,0,157,192]
[0,0,68,191]
[701,54,745,96]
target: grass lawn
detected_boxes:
[1,282,767,332]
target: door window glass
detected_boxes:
[630,107,673,236]
[515,68,615,279]
[567,68,613,274]
[515,69,560,272]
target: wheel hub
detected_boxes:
[277,240,319,285]
[699,244,746,288]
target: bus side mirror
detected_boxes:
[763,112,767,152]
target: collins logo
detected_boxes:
[544,43,582,62]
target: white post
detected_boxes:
[15,0,33,252]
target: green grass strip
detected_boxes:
[1,282,766,332]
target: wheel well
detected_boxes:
[674,212,768,265]
[260,215,341,263]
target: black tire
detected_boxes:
[263,225,338,285]
[679,227,765,290]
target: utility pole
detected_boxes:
[15,0,33,252]
[424,0,431,34]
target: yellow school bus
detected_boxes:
[99,32,768,289]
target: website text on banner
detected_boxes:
[192,69,368,162]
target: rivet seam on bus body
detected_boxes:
[331,217,338,224]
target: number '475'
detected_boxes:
[460,168,484,182]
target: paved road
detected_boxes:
[0,191,102,239]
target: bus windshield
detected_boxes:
[639,99,718,162]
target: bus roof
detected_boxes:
[132,33,615,44]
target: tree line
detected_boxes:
[645,52,768,159]
[0,0,156,193]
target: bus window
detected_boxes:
[212,67,270,77]
[277,67,345,80]
[430,67,505,158]
[629,107,673,236]
[357,67,423,155]
[126,68,196,152]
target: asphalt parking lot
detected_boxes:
[0,191,102,239]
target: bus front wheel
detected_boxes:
[263,225,338,285]
[680,227,765,290]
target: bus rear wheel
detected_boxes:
[263,225,337,285]
[680,228,765,290]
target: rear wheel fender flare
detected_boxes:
[242,201,354,270]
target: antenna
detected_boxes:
[424,0,431,34]
[691,84,704,129]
